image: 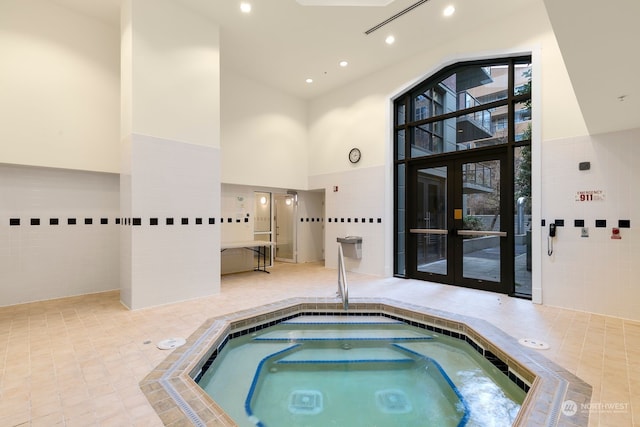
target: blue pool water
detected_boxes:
[197,316,525,427]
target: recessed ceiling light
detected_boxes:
[339,60,348,67]
[385,35,395,45]
[240,2,252,13]
[306,78,313,84]
[443,5,455,16]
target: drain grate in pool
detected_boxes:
[288,390,323,415]
[375,389,412,414]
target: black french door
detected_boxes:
[407,150,512,294]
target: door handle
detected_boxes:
[409,228,448,235]
[456,230,507,237]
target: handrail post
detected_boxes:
[337,243,348,311]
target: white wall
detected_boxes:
[221,184,254,242]
[297,191,325,263]
[128,0,220,148]
[220,67,308,189]
[308,1,584,177]
[120,0,221,309]
[0,0,120,173]
[310,166,386,275]
[0,0,121,307]
[0,164,119,307]
[124,135,220,309]
[541,128,640,320]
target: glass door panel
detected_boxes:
[412,166,448,275]
[274,193,296,262]
[459,159,503,282]
[254,192,273,267]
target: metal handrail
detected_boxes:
[337,243,349,311]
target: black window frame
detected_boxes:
[393,56,532,281]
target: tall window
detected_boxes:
[394,57,532,296]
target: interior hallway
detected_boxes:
[0,262,637,426]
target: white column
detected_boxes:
[120,0,221,309]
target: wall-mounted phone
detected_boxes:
[547,223,556,255]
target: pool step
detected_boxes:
[255,328,433,341]
[283,315,402,324]
[277,345,414,364]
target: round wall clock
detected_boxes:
[349,147,361,164]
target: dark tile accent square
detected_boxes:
[101,218,108,225]
[340,218,344,223]
[347,218,351,223]
[68,218,76,225]
[50,218,59,225]
[182,218,189,225]
[619,219,631,228]
[133,218,141,226]
[10,218,20,226]
[196,218,203,225]
[370,218,374,223]
[554,219,564,226]
[574,219,584,227]
[150,218,158,226]
[377,218,382,223]
[354,218,359,223]
[595,219,606,228]
[166,218,174,225]
[243,218,248,223]
[306,218,309,222]
[116,218,121,225]
[362,218,366,223]
[30,218,40,226]
[235,219,241,223]
[311,218,315,222]
[484,350,509,374]
[328,218,332,223]
[300,218,304,222]
[85,218,93,225]
[541,219,546,226]
[227,218,232,223]
[209,218,215,224]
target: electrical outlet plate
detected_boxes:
[581,227,589,237]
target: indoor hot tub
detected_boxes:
[140,298,591,426]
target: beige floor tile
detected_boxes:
[0,262,637,426]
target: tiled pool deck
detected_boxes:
[140,297,592,426]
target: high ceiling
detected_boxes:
[50,0,639,136]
